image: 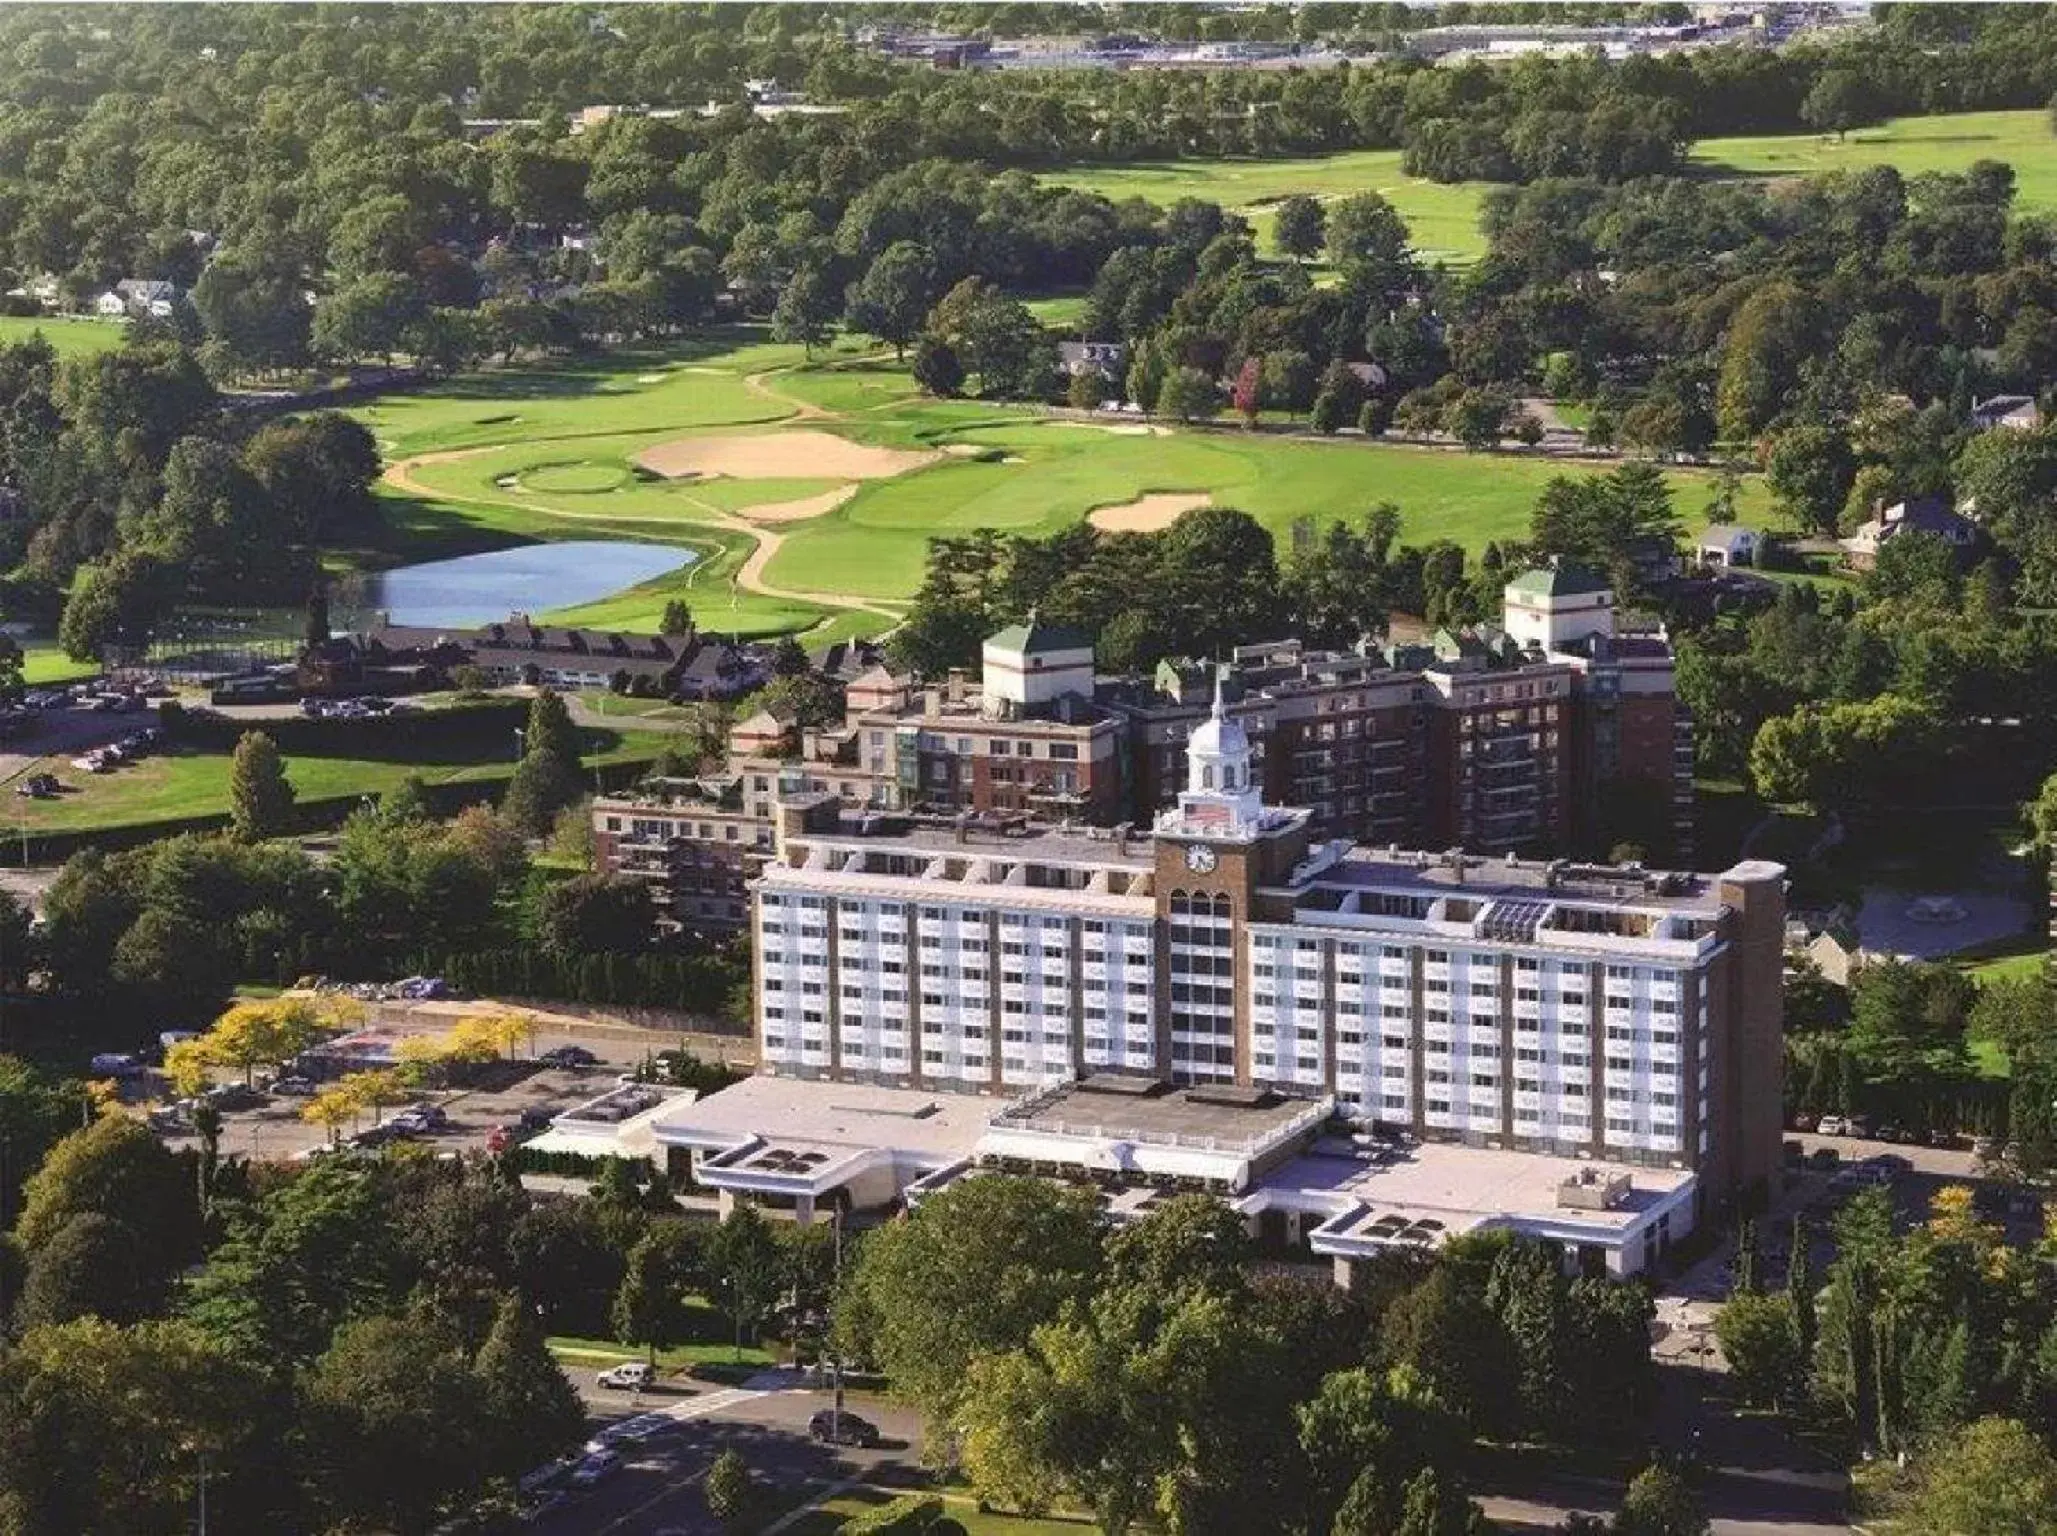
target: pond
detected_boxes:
[351,541,694,629]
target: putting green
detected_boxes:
[521,460,632,494]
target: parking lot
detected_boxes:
[145,1015,741,1163]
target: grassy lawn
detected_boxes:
[779,1487,1096,1536]
[10,730,658,837]
[1049,149,1491,264]
[1695,109,2057,213]
[547,1333,778,1372]
[20,642,96,686]
[0,314,127,358]
[1049,110,2057,271]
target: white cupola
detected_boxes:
[1164,667,1265,836]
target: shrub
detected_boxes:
[842,1494,944,1535]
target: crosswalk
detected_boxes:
[587,1385,770,1452]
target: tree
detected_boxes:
[911,333,965,397]
[1714,1291,1803,1409]
[1903,1418,2057,1536]
[228,730,295,842]
[844,241,933,360]
[1156,365,1217,422]
[772,264,837,356]
[303,1312,488,1535]
[1613,1464,1708,1536]
[504,689,585,834]
[15,1113,195,1272]
[705,1200,784,1356]
[1273,194,1326,260]
[613,1220,699,1366]
[537,872,655,956]
[474,1293,587,1482]
[704,1448,754,1531]
[1446,387,1513,449]
[15,1213,154,1326]
[1801,69,1875,142]
[839,1174,1104,1434]
[1765,426,1856,538]
[1232,356,1262,425]
[1327,191,1412,279]
[660,598,693,637]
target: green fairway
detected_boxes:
[0,314,127,358]
[762,419,1772,601]
[1695,109,2057,212]
[1049,109,2057,267]
[1050,149,1491,263]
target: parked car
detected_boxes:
[566,1451,622,1490]
[1864,1153,1912,1178]
[807,1410,880,1448]
[595,1361,655,1391]
[1789,1113,1817,1133]
[14,773,58,798]
[272,1075,317,1096]
[206,1083,262,1110]
[1815,1116,1848,1137]
[517,1458,575,1498]
[540,1045,599,1069]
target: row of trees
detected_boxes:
[0,334,381,658]
[34,697,744,1031]
[1716,1184,2057,1531]
[834,1175,1676,1536]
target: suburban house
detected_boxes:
[1057,341,1126,379]
[1697,524,1759,568]
[96,278,179,319]
[1840,495,1981,571]
[1970,394,2042,432]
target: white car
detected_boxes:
[595,1361,655,1391]
[1816,1116,1848,1137]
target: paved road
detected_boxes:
[536,1369,925,1535]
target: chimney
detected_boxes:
[947,667,969,704]
[924,686,942,715]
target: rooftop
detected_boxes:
[1505,563,1611,600]
[995,1075,1319,1152]
[650,1073,1004,1162]
[986,610,1092,655]
[1260,1135,1697,1241]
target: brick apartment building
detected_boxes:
[598,565,1696,932]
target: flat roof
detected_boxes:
[1259,1136,1695,1237]
[996,1077,1317,1152]
[650,1073,1003,1162]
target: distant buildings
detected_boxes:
[1840,495,1982,571]
[1970,395,2043,433]
[597,564,1697,934]
[1696,524,1760,569]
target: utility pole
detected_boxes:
[830,1205,845,1439]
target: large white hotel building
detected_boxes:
[751,670,1786,1218]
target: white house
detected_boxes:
[1840,495,1981,570]
[97,279,179,320]
[1697,524,1759,568]
[1970,395,2042,433]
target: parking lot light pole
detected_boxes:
[831,1206,844,1441]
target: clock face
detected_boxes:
[1185,844,1218,874]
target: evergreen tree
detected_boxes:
[474,1293,587,1481]
[1787,1216,1815,1359]
[704,1448,753,1531]
[229,731,296,843]
[1733,1218,1761,1297]
[504,690,585,834]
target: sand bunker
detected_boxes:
[735,484,860,523]
[1088,492,1213,533]
[1047,420,1169,437]
[636,373,666,384]
[636,429,937,481]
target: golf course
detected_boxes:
[360,330,1772,643]
[1052,108,2057,263]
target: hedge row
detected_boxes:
[162,699,530,756]
[432,948,745,1014]
[843,1495,945,1535]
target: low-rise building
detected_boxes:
[1840,495,1981,570]
[1696,524,1759,568]
[1970,394,2042,433]
[592,777,773,934]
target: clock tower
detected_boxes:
[1150,669,1318,1087]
